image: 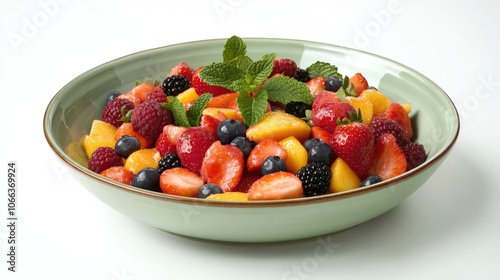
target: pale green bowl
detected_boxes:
[43,38,459,243]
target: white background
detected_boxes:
[1,0,500,279]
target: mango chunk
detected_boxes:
[246,111,311,143]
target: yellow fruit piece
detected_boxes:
[401,103,411,114]
[124,148,161,174]
[246,111,311,143]
[82,120,118,159]
[329,157,361,193]
[360,89,392,115]
[206,192,249,201]
[345,96,374,125]
[176,87,199,104]
[279,136,308,174]
[202,108,242,122]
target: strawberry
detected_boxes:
[246,138,288,172]
[176,127,216,174]
[131,83,157,102]
[330,112,375,180]
[305,77,326,98]
[379,102,413,139]
[310,126,333,149]
[167,62,194,80]
[235,171,261,193]
[155,124,187,157]
[145,86,168,103]
[200,141,244,192]
[100,166,134,185]
[270,58,298,77]
[117,92,142,106]
[159,167,204,197]
[131,100,174,144]
[191,67,232,97]
[311,100,356,134]
[247,171,304,200]
[349,73,369,95]
[199,114,222,139]
[370,134,407,180]
[102,98,134,128]
[369,117,409,148]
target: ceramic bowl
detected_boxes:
[43,38,459,243]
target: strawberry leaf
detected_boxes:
[237,90,268,126]
[187,93,212,127]
[262,76,313,105]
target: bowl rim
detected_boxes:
[43,37,460,207]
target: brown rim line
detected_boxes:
[43,38,461,208]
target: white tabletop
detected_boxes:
[1,0,500,279]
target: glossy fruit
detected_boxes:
[402,142,426,171]
[331,119,375,180]
[145,87,168,103]
[247,171,304,200]
[369,117,409,148]
[278,136,308,174]
[117,92,141,106]
[349,73,369,95]
[271,58,298,77]
[360,174,382,187]
[379,102,413,139]
[296,162,331,197]
[200,141,244,192]
[324,76,343,92]
[305,76,326,98]
[114,135,141,158]
[294,68,311,82]
[311,100,356,134]
[101,98,134,128]
[345,96,373,126]
[246,138,288,172]
[198,183,224,199]
[199,114,223,138]
[360,89,391,115]
[88,147,123,174]
[230,136,254,159]
[131,167,161,192]
[100,166,134,185]
[310,126,333,148]
[155,124,188,157]
[176,127,216,174]
[131,100,173,143]
[217,119,246,145]
[83,120,118,159]
[167,62,194,80]
[162,75,191,96]
[202,108,242,122]
[115,123,151,149]
[157,153,182,174]
[329,157,361,193]
[246,111,311,143]
[206,92,239,108]
[370,133,407,180]
[104,91,122,104]
[159,167,204,197]
[124,148,161,174]
[176,87,199,104]
[261,156,287,175]
[206,192,249,201]
[131,83,157,101]
[284,101,312,119]
[307,139,333,165]
[191,67,232,97]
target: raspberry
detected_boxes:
[271,58,298,77]
[101,98,134,127]
[131,100,173,144]
[369,117,409,148]
[88,147,123,174]
[162,75,190,96]
[157,153,182,174]
[145,87,168,103]
[296,162,331,197]
[402,142,426,171]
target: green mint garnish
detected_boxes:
[223,35,247,64]
[187,93,212,127]
[336,75,358,100]
[306,61,341,79]
[262,76,313,105]
[245,58,274,87]
[237,90,269,126]
[162,97,190,127]
[199,63,245,91]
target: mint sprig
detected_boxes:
[263,76,313,105]
[163,93,212,127]
[237,90,269,126]
[336,75,358,100]
[187,93,212,126]
[306,61,341,79]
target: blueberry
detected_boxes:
[114,136,141,158]
[131,168,161,192]
[230,136,254,159]
[367,86,378,91]
[324,76,343,92]
[308,140,333,164]
[217,119,246,144]
[261,156,287,175]
[105,90,123,104]
[360,175,382,187]
[198,183,223,198]
[303,138,321,152]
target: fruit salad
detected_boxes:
[81,36,427,201]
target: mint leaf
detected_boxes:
[306,61,341,78]
[223,35,247,64]
[336,75,357,100]
[261,53,276,61]
[246,58,273,88]
[199,62,244,90]
[187,93,212,127]
[163,97,190,127]
[237,90,269,126]
[262,76,313,105]
[230,55,253,72]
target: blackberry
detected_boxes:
[294,68,311,82]
[157,153,182,174]
[285,101,311,118]
[296,162,331,197]
[162,75,190,96]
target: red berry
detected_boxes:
[311,100,356,134]
[379,102,413,139]
[155,125,188,157]
[200,141,244,192]
[88,147,123,174]
[159,167,204,197]
[271,58,298,77]
[246,138,288,172]
[191,67,232,97]
[176,127,216,174]
[131,100,173,144]
[305,77,326,98]
[100,166,134,185]
[145,87,168,103]
[167,62,194,80]
[370,134,407,180]
[402,142,426,171]
[349,73,369,95]
[369,117,409,147]
[247,171,304,200]
[102,98,134,127]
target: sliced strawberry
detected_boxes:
[155,124,188,157]
[199,114,222,139]
[159,167,204,197]
[117,92,142,106]
[349,73,369,95]
[100,166,134,185]
[370,134,407,180]
[191,67,232,97]
[379,102,413,139]
[177,127,216,174]
[235,171,261,193]
[246,138,288,172]
[131,83,157,102]
[310,126,333,149]
[200,141,244,192]
[311,100,356,134]
[305,77,326,98]
[247,171,304,200]
[206,92,239,108]
[311,90,341,112]
[167,62,194,80]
